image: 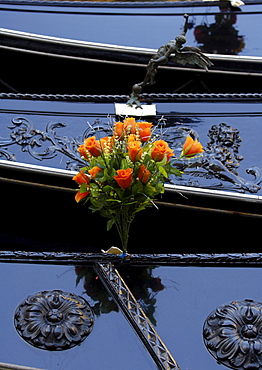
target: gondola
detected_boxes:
[1,92,262,253]
[0,0,262,94]
[1,0,262,252]
[2,2,262,370]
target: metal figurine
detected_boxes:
[127,14,213,108]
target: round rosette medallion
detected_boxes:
[14,290,94,351]
[203,299,262,369]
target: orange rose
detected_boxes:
[72,170,90,185]
[151,140,174,162]
[137,164,151,184]
[114,122,125,139]
[88,166,102,178]
[75,190,89,203]
[128,141,142,162]
[78,144,89,160]
[84,136,101,157]
[114,118,138,139]
[182,136,204,158]
[114,168,133,189]
[73,170,90,202]
[123,117,137,135]
[99,136,113,152]
[127,134,138,143]
[137,122,152,142]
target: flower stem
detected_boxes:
[114,211,133,253]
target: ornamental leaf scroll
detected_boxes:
[0,116,261,193]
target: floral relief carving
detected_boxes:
[14,290,94,351]
[0,116,261,193]
[203,299,262,369]
[175,123,262,193]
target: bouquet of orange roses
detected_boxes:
[73,117,203,255]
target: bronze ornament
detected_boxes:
[14,290,94,351]
[203,299,262,369]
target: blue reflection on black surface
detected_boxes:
[0,4,262,57]
[0,263,155,370]
[149,266,262,370]
[193,4,245,55]
[1,100,262,195]
[2,262,262,369]
[76,266,164,325]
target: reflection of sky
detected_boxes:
[145,266,262,370]
[2,262,262,369]
[0,5,262,56]
[231,13,262,56]
[0,263,155,370]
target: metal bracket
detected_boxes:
[94,262,180,370]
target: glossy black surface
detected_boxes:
[0,1,261,57]
[0,263,156,369]
[1,96,262,253]
[1,2,261,367]
[142,266,262,369]
[1,98,262,195]
[0,1,262,94]
[2,262,262,369]
[3,47,262,95]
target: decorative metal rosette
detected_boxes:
[14,290,94,351]
[203,299,262,369]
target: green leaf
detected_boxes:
[106,199,121,203]
[89,157,98,168]
[122,188,132,199]
[169,167,183,177]
[90,182,100,190]
[134,193,147,203]
[122,201,137,206]
[103,185,115,194]
[100,209,112,218]
[80,166,90,172]
[121,157,129,169]
[158,165,168,178]
[143,153,152,165]
[132,181,144,195]
[114,187,124,199]
[134,205,146,214]
[143,184,158,198]
[89,194,106,210]
[156,156,168,166]
[94,160,106,169]
[94,169,105,181]
[107,218,115,231]
[79,183,88,193]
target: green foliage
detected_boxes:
[73,118,194,252]
[78,145,183,219]
[107,218,115,231]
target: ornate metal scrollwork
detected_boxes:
[0,117,112,170]
[14,290,94,351]
[203,299,262,369]
[1,115,261,193]
[175,123,262,193]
